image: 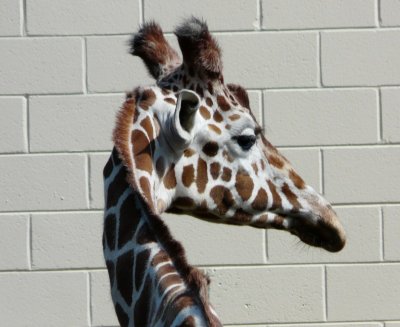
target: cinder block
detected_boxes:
[0,272,88,326]
[264,89,378,146]
[217,32,318,88]
[164,213,265,265]
[144,0,257,32]
[208,266,324,324]
[386,323,400,327]
[0,154,88,211]
[247,90,262,126]
[327,264,400,320]
[90,153,110,209]
[279,148,321,192]
[381,0,400,26]
[90,270,119,326]
[267,206,381,263]
[0,214,29,270]
[0,0,21,36]
[262,0,376,29]
[32,212,104,269]
[0,38,83,95]
[87,36,153,93]
[323,147,400,203]
[0,97,27,153]
[383,206,400,261]
[29,95,122,152]
[382,87,400,143]
[26,0,139,35]
[322,31,400,86]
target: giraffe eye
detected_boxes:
[234,134,256,151]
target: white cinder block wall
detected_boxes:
[1,0,399,326]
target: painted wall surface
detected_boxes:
[1,1,400,326]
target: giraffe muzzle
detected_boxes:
[286,211,346,253]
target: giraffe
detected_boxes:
[103,17,346,327]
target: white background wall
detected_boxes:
[1,0,400,326]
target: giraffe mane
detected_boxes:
[129,21,181,80]
[112,89,220,326]
[175,16,223,77]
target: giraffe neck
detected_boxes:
[103,148,222,327]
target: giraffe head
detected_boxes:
[114,17,346,253]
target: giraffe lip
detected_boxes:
[284,212,345,253]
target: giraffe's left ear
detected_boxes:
[168,90,200,149]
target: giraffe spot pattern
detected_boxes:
[131,130,153,174]
[140,116,154,141]
[228,114,240,121]
[118,193,140,249]
[104,214,116,250]
[156,157,165,178]
[199,106,211,119]
[268,180,282,210]
[235,172,254,202]
[202,141,219,157]
[221,167,232,182]
[183,148,195,157]
[268,153,285,169]
[232,208,252,223]
[164,97,176,105]
[252,188,268,211]
[182,165,195,187]
[164,164,177,189]
[173,197,196,209]
[206,97,213,107]
[282,183,302,210]
[210,185,234,215]
[139,89,156,110]
[217,95,231,111]
[289,169,306,189]
[213,110,223,122]
[208,124,222,135]
[134,275,152,327]
[196,158,208,193]
[116,250,134,306]
[135,249,150,291]
[140,176,153,208]
[115,303,129,327]
[210,162,220,180]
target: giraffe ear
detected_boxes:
[169,90,200,148]
[174,17,222,78]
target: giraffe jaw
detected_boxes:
[280,211,346,253]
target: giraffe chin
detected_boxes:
[282,212,346,253]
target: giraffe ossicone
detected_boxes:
[103,17,346,327]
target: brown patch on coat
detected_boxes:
[252,188,268,211]
[227,84,250,109]
[235,172,254,201]
[199,106,211,120]
[196,158,208,193]
[182,165,195,187]
[282,183,301,210]
[140,116,154,141]
[213,110,223,122]
[139,89,156,110]
[156,157,165,178]
[131,130,153,174]
[268,153,285,169]
[268,180,282,210]
[222,150,234,163]
[210,185,234,215]
[210,162,220,180]
[221,167,232,182]
[162,88,171,95]
[252,163,259,175]
[217,95,230,111]
[202,141,219,157]
[184,148,195,157]
[208,124,222,135]
[164,164,177,189]
[206,97,213,107]
[164,97,176,105]
[289,169,306,189]
[196,84,204,98]
[228,114,241,121]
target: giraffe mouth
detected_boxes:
[281,212,346,253]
